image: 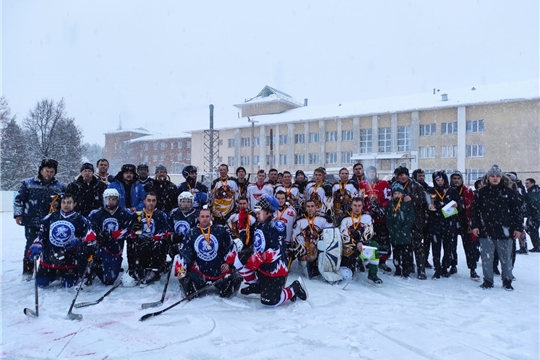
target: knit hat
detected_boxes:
[506,172,517,181]
[155,164,167,173]
[394,166,409,177]
[121,164,136,174]
[391,183,405,194]
[236,166,246,175]
[80,162,94,172]
[486,164,503,178]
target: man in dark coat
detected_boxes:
[144,164,178,214]
[66,162,107,217]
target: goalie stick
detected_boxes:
[74,281,122,308]
[23,256,40,318]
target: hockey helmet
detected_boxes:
[182,165,197,179]
[178,191,194,211]
[103,188,120,208]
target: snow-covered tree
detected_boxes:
[82,142,104,165]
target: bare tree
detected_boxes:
[82,142,104,165]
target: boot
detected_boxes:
[240,282,261,295]
[23,258,34,276]
[357,261,365,272]
[368,273,383,284]
[290,279,308,301]
[417,271,427,280]
[470,269,480,280]
[379,263,392,273]
[140,269,160,286]
[480,280,494,289]
[432,270,441,279]
[449,266,457,275]
[394,266,402,277]
[502,279,514,291]
[424,261,433,269]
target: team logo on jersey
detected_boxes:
[174,220,191,236]
[103,218,119,232]
[142,219,155,235]
[194,234,219,261]
[253,229,267,253]
[274,220,286,233]
[49,220,76,247]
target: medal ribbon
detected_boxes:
[199,226,211,243]
[349,212,362,230]
[393,198,402,213]
[307,216,315,232]
[434,188,448,201]
[144,209,154,229]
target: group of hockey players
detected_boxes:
[14,157,540,309]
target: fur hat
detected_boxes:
[137,163,149,171]
[39,158,58,174]
[394,166,409,177]
[486,164,503,178]
[80,162,94,172]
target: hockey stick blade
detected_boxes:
[74,281,122,308]
[24,308,38,318]
[141,262,174,309]
[141,300,163,309]
[67,312,83,321]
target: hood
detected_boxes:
[432,171,449,188]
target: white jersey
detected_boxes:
[274,184,301,208]
[291,215,333,262]
[305,181,333,217]
[246,182,274,211]
[227,211,256,239]
[331,181,359,220]
[274,205,297,245]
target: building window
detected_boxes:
[309,153,319,164]
[144,155,148,162]
[153,155,158,161]
[279,154,287,165]
[279,135,288,145]
[342,151,352,164]
[241,137,250,147]
[253,155,260,166]
[218,139,223,145]
[228,156,235,166]
[466,119,484,133]
[466,144,484,157]
[342,130,353,141]
[441,122,458,134]
[325,152,337,164]
[266,136,276,147]
[441,145,458,158]
[186,153,191,160]
[253,137,260,146]
[160,143,166,150]
[295,154,305,165]
[397,126,411,151]
[325,131,338,142]
[360,129,373,153]
[309,132,319,143]
[240,156,250,166]
[420,124,436,136]
[177,153,183,161]
[144,143,149,151]
[187,141,191,149]
[160,154,165,161]
[228,139,236,148]
[153,143,158,151]
[178,141,183,149]
[378,127,392,153]
[419,146,435,158]
[266,154,275,166]
[295,134,305,144]
[466,168,485,184]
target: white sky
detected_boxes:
[2,0,538,146]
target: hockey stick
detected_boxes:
[74,280,122,308]
[66,255,93,320]
[23,256,40,318]
[141,261,174,309]
[139,275,229,321]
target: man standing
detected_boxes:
[524,178,540,252]
[350,162,365,188]
[178,165,208,210]
[136,163,152,186]
[412,168,433,269]
[275,171,300,209]
[108,164,146,212]
[173,208,242,298]
[14,158,66,277]
[96,158,115,185]
[144,165,178,214]
[393,166,428,279]
[246,170,274,211]
[450,171,480,279]
[332,167,359,223]
[267,168,279,188]
[305,167,333,217]
[235,166,249,198]
[66,162,107,217]
[210,164,239,225]
[471,165,523,291]
[227,197,257,263]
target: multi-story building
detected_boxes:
[191,81,539,184]
[104,128,191,174]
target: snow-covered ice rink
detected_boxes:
[1,210,539,360]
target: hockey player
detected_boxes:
[338,197,382,284]
[290,200,334,278]
[274,171,301,210]
[246,170,274,211]
[136,163,152,186]
[305,167,333,217]
[126,192,170,285]
[267,168,279,188]
[238,194,308,305]
[332,167,359,223]
[359,166,393,274]
[177,165,208,210]
[78,188,135,285]
[210,164,239,225]
[227,197,256,263]
[350,162,365,188]
[173,208,242,298]
[26,193,89,287]
[274,190,297,246]
[96,158,115,185]
[168,191,200,256]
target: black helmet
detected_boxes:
[182,165,197,179]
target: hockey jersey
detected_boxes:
[332,181,359,221]
[305,181,333,217]
[291,215,333,262]
[359,179,391,222]
[210,177,239,220]
[246,182,274,211]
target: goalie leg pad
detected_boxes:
[317,227,343,282]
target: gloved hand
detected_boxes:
[99,230,115,246]
[290,240,307,259]
[245,252,267,271]
[131,221,143,234]
[170,233,184,244]
[65,238,81,251]
[238,208,248,231]
[233,238,244,252]
[370,203,385,218]
[27,243,42,259]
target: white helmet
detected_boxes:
[103,188,120,208]
[178,191,194,212]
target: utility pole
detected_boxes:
[247,117,258,175]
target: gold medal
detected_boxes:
[145,228,151,233]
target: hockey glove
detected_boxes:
[370,204,385,218]
[170,233,184,244]
[245,252,267,271]
[65,238,81,251]
[27,243,42,259]
[238,208,248,231]
[291,240,307,259]
[131,221,143,234]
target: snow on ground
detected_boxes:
[1,211,539,360]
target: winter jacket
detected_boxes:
[427,172,463,236]
[108,180,146,211]
[14,176,66,227]
[385,199,415,245]
[178,180,209,210]
[145,178,179,214]
[471,182,524,239]
[66,175,107,217]
[524,185,540,220]
[395,178,428,230]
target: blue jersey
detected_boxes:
[133,209,170,239]
[169,208,199,238]
[246,219,288,277]
[86,207,136,254]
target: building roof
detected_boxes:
[126,132,191,143]
[217,79,539,131]
[104,127,151,135]
[233,85,304,109]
